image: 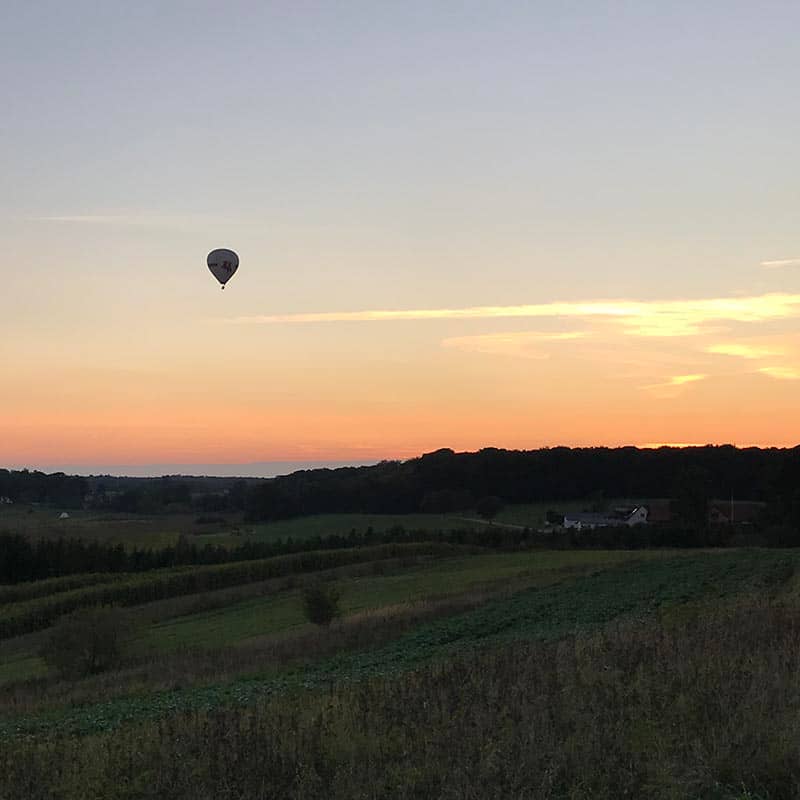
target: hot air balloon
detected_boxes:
[207,248,239,290]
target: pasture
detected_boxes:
[0,506,240,549]
[0,498,639,553]
[0,504,546,551]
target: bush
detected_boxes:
[302,582,341,627]
[38,606,133,679]
[476,495,504,522]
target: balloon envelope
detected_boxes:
[207,248,239,287]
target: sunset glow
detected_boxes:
[3,3,799,471]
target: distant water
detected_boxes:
[9,460,380,478]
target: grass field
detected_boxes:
[249,511,469,540]
[0,652,46,686]
[0,499,626,550]
[139,549,666,654]
[0,506,516,551]
[0,549,663,685]
[248,502,599,540]
[493,500,587,527]
[2,548,794,738]
[0,507,241,549]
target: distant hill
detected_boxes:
[5,460,376,479]
[3,446,799,532]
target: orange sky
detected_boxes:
[3,4,800,469]
[3,289,799,466]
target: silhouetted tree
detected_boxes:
[302,582,341,627]
[672,466,712,532]
[476,495,504,524]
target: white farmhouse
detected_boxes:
[563,505,648,531]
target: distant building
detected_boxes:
[563,505,648,531]
[643,499,672,524]
[708,500,766,526]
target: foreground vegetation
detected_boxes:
[2,549,800,799]
[4,595,797,799]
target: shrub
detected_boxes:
[38,606,133,679]
[302,582,341,627]
[476,495,504,522]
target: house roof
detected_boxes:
[564,512,614,524]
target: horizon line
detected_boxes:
[6,442,799,477]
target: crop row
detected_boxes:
[0,572,121,605]
[0,541,475,640]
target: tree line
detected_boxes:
[244,445,800,523]
[4,446,799,523]
[0,528,488,585]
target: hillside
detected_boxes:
[2,546,800,798]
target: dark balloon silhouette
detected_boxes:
[207,248,239,289]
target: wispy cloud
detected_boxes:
[441,331,585,359]
[665,374,706,386]
[641,374,707,397]
[706,343,783,359]
[761,258,800,269]
[32,215,140,224]
[28,214,254,230]
[236,302,633,325]
[231,293,800,338]
[758,366,800,380]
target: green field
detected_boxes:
[0,507,241,549]
[248,503,597,540]
[0,652,47,685]
[0,505,519,552]
[0,499,623,551]
[249,511,469,541]
[140,549,664,654]
[1,549,662,684]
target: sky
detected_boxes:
[2,1,799,474]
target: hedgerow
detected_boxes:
[0,572,119,605]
